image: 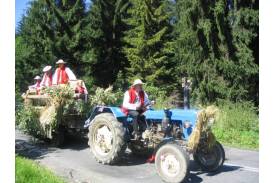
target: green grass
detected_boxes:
[212,128,259,150]
[16,156,65,183]
[212,100,259,150]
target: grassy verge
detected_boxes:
[16,156,65,183]
[212,100,259,150]
[212,128,259,150]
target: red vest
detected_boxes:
[56,67,69,84]
[75,86,85,94]
[121,87,145,115]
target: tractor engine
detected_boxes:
[141,120,183,149]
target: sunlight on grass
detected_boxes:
[16,156,65,183]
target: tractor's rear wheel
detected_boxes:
[193,141,225,172]
[155,143,190,183]
[88,113,126,164]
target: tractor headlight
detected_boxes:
[183,121,192,128]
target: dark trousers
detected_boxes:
[128,110,146,134]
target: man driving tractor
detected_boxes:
[122,79,151,140]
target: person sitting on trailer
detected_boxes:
[40,65,53,88]
[74,80,88,101]
[28,75,41,94]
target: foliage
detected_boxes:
[174,0,258,104]
[143,84,175,109]
[212,100,259,149]
[44,85,74,104]
[213,128,258,149]
[84,0,130,87]
[16,106,41,137]
[63,99,91,115]
[89,86,122,106]
[16,156,65,183]
[214,100,258,132]
[123,0,177,93]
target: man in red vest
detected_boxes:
[122,79,151,140]
[52,59,77,85]
[41,65,53,88]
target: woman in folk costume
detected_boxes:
[40,65,53,88]
[28,75,42,94]
[52,59,77,85]
[74,80,89,102]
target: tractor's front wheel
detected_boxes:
[155,143,190,183]
[193,141,225,172]
[88,113,126,164]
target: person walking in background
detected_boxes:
[182,77,192,109]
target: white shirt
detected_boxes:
[28,81,40,90]
[122,90,150,110]
[41,73,52,87]
[52,67,77,85]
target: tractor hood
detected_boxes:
[108,106,198,126]
[144,108,198,125]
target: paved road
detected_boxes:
[15,129,259,183]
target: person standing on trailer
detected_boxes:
[52,59,77,85]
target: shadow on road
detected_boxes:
[15,138,57,159]
[182,161,241,183]
[116,153,148,166]
[60,134,89,151]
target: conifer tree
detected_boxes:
[85,0,130,87]
[123,0,176,92]
[174,0,258,104]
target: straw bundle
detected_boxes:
[187,106,219,152]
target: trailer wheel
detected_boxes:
[155,143,190,183]
[88,113,126,164]
[193,141,225,172]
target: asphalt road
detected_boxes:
[15,129,259,183]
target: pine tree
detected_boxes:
[174,0,258,104]
[85,0,130,87]
[123,0,176,92]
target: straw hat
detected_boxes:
[132,79,144,86]
[34,75,41,80]
[56,59,66,64]
[43,65,52,72]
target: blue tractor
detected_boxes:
[84,105,225,183]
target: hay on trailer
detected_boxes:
[38,87,69,138]
[187,106,219,152]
